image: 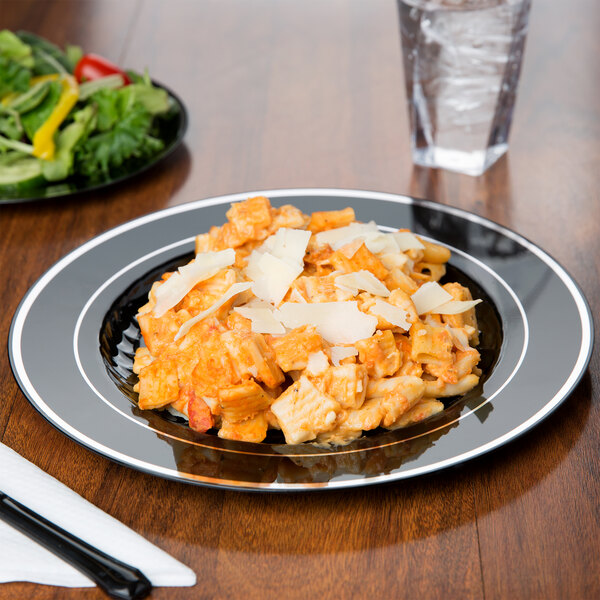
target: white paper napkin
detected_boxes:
[0,443,197,589]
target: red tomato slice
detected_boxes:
[74,54,131,85]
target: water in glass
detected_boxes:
[399,0,531,175]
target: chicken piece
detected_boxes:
[221,329,285,388]
[137,358,179,410]
[355,330,401,378]
[268,325,324,372]
[218,380,272,423]
[307,207,355,233]
[270,376,341,444]
[218,411,269,443]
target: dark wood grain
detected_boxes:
[1,0,598,598]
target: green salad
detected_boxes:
[0,30,175,194]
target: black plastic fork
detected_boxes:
[0,491,152,599]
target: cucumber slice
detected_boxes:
[0,157,44,192]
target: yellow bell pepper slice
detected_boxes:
[32,75,79,160]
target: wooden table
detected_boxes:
[1,1,598,598]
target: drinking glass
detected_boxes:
[399,0,531,176]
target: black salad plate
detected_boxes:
[8,189,594,491]
[0,82,188,204]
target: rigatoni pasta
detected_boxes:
[133,196,482,446]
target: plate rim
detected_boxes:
[8,188,595,491]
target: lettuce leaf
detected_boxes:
[16,30,79,74]
[41,104,96,181]
[0,56,31,96]
[0,30,34,68]
[74,103,164,181]
[0,106,22,140]
[20,80,62,140]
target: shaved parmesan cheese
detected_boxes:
[250,252,303,306]
[379,252,411,271]
[314,223,425,259]
[393,232,425,251]
[430,299,482,315]
[371,299,411,330]
[338,238,364,259]
[335,270,390,297]
[244,250,265,281]
[174,282,252,340]
[244,228,310,306]
[411,281,453,315]
[306,351,330,376]
[243,297,273,309]
[314,221,379,249]
[446,326,470,351]
[364,233,399,255]
[330,346,359,366]
[234,306,286,334]
[278,301,377,345]
[262,227,311,267]
[153,249,235,317]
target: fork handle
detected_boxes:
[0,492,152,600]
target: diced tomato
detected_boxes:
[185,386,214,433]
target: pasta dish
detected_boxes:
[133,196,482,446]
